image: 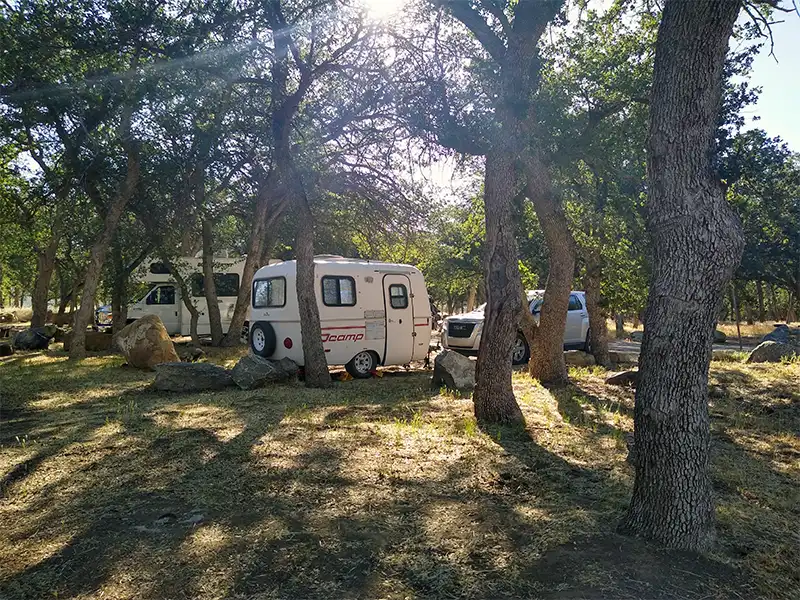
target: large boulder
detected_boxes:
[153,362,234,392]
[564,350,596,367]
[746,341,797,364]
[62,330,115,352]
[231,354,299,390]
[605,370,639,388]
[432,350,475,392]
[13,325,58,351]
[115,315,179,370]
[713,329,727,343]
[762,324,791,344]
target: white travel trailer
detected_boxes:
[121,256,248,336]
[249,257,433,377]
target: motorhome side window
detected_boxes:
[322,276,356,307]
[253,277,286,308]
[146,286,175,305]
[389,284,408,309]
[149,262,171,275]
[191,273,241,297]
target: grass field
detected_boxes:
[1,350,798,599]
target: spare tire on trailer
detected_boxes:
[250,321,276,357]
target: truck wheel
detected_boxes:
[346,350,377,379]
[511,333,530,366]
[250,321,276,357]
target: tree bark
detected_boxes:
[164,256,201,346]
[70,132,140,359]
[222,175,285,347]
[473,149,524,424]
[766,282,777,321]
[294,184,331,388]
[201,217,223,346]
[30,230,61,328]
[111,242,127,336]
[755,280,765,322]
[466,284,477,312]
[619,0,744,552]
[615,314,625,339]
[526,166,575,384]
[583,252,611,366]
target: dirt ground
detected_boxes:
[0,349,797,599]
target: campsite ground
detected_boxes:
[1,347,797,599]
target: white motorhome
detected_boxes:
[120,256,248,336]
[248,256,432,378]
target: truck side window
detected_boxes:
[253,277,286,308]
[568,295,582,311]
[322,276,356,307]
[146,286,175,305]
[389,284,408,309]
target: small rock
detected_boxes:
[713,329,727,343]
[605,370,639,387]
[0,342,14,357]
[564,350,596,367]
[629,330,644,342]
[432,350,475,392]
[746,341,797,364]
[63,330,115,352]
[231,354,299,390]
[153,362,234,392]
[608,350,638,364]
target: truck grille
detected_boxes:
[448,322,476,338]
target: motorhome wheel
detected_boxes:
[250,321,276,357]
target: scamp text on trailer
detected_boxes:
[249,257,432,377]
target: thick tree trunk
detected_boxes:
[787,290,796,323]
[756,280,765,322]
[583,253,611,367]
[110,243,129,337]
[526,165,575,384]
[615,314,625,339]
[202,218,223,346]
[766,282,777,321]
[473,149,524,424]
[294,187,331,388]
[619,0,744,551]
[70,144,140,359]
[222,177,284,347]
[30,232,60,328]
[466,285,477,312]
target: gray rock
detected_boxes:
[762,324,790,344]
[231,354,298,390]
[115,315,179,369]
[605,370,639,387]
[629,330,644,342]
[432,350,475,392]
[713,329,727,343]
[564,350,596,367]
[153,362,234,392]
[608,350,638,364]
[13,325,58,350]
[0,342,14,357]
[746,341,797,364]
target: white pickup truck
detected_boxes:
[441,290,591,365]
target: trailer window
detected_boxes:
[388,284,409,309]
[146,285,175,305]
[322,276,356,307]
[191,273,241,297]
[253,277,286,308]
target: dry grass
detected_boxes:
[0,350,797,599]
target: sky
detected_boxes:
[741,15,800,150]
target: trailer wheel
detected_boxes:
[250,321,276,357]
[346,350,377,379]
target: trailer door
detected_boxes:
[383,274,414,365]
